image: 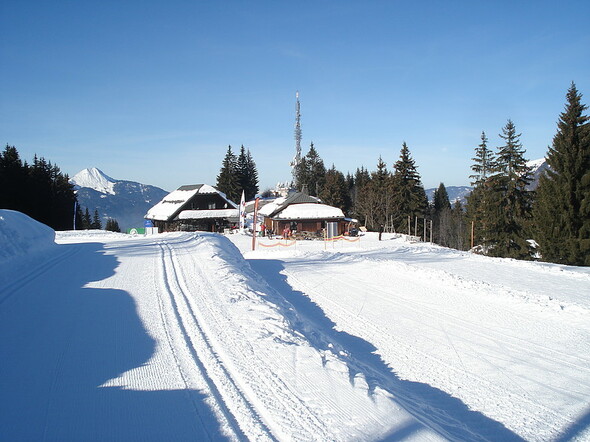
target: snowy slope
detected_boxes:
[1,214,589,441]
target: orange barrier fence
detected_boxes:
[257,239,297,248]
[324,235,361,243]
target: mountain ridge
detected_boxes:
[71,168,168,231]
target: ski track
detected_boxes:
[0,246,79,306]
[155,241,247,440]
[166,235,335,441]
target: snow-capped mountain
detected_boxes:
[71,167,117,195]
[71,168,168,231]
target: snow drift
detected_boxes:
[0,209,56,263]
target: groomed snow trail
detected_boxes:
[1,230,448,441]
[236,233,590,441]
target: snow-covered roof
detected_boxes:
[178,209,239,220]
[145,184,236,221]
[258,197,286,217]
[272,203,344,220]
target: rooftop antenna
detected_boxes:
[290,91,302,182]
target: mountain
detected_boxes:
[425,185,473,206]
[527,157,550,190]
[71,168,168,231]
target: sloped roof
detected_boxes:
[273,203,344,220]
[178,209,239,220]
[266,192,321,218]
[145,184,236,221]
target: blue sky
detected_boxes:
[2,1,589,192]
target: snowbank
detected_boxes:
[0,210,56,263]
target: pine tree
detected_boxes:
[216,145,240,203]
[534,83,590,265]
[484,120,533,259]
[82,208,92,229]
[0,146,77,230]
[296,142,326,196]
[319,165,351,214]
[236,145,249,196]
[432,182,452,245]
[391,142,428,233]
[469,132,495,187]
[465,132,496,250]
[0,145,28,213]
[245,149,259,200]
[351,166,371,225]
[105,218,121,232]
[91,209,102,230]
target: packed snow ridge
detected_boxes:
[71,167,116,195]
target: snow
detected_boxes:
[178,209,239,220]
[71,167,116,195]
[273,202,345,220]
[257,196,286,217]
[1,213,590,441]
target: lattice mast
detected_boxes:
[290,91,302,181]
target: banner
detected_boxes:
[239,190,246,230]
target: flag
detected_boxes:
[239,190,246,230]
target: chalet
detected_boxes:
[145,184,238,232]
[259,192,348,237]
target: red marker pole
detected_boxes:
[251,197,260,251]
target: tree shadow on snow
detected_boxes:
[248,258,525,442]
[0,242,229,441]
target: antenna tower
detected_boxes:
[291,91,302,180]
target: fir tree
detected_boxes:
[319,165,351,214]
[0,145,28,213]
[91,209,102,230]
[296,142,326,196]
[534,83,590,265]
[469,132,495,187]
[484,120,533,259]
[0,146,77,230]
[351,166,371,225]
[466,131,495,249]
[391,142,428,232]
[432,182,452,246]
[216,145,240,203]
[105,218,121,232]
[82,208,92,229]
[245,149,259,200]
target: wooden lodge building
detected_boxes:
[258,192,349,237]
[145,184,238,232]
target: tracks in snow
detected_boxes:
[0,246,79,306]
[156,241,270,441]
[155,236,329,441]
